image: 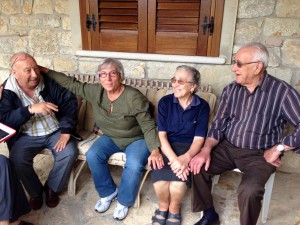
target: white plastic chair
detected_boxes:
[212,169,275,223]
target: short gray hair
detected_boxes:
[240,42,269,69]
[98,58,125,81]
[176,65,200,93]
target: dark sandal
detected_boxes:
[152,209,168,225]
[166,212,181,225]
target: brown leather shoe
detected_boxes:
[29,195,43,210]
[44,182,59,208]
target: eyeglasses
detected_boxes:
[232,59,260,68]
[171,77,194,85]
[98,71,120,78]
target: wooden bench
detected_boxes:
[41,75,217,208]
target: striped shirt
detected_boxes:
[5,75,59,136]
[208,72,300,151]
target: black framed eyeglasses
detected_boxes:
[232,59,260,68]
[98,71,120,78]
[171,77,194,85]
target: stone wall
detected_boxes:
[0,0,300,172]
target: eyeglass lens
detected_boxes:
[99,71,119,78]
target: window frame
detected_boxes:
[69,0,238,64]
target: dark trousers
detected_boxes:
[0,155,31,222]
[192,140,276,225]
[9,131,78,197]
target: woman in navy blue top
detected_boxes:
[151,65,210,225]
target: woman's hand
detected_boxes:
[148,149,164,170]
[169,154,190,178]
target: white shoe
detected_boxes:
[94,188,118,213]
[113,202,129,220]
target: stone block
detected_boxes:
[263,18,300,37]
[53,57,77,72]
[276,0,300,18]
[0,0,21,15]
[58,31,72,47]
[147,61,187,80]
[29,29,58,54]
[234,20,263,44]
[54,0,69,14]
[22,0,33,15]
[79,61,100,75]
[265,37,283,47]
[62,17,71,30]
[238,0,275,18]
[268,47,281,67]
[32,0,53,14]
[200,65,234,98]
[282,39,300,66]
[0,69,9,83]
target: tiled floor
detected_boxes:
[1,142,300,225]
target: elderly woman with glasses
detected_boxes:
[151,65,210,225]
[40,58,162,221]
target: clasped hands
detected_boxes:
[169,154,190,181]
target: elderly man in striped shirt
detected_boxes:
[189,43,300,225]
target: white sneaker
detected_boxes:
[94,188,118,213]
[113,202,129,220]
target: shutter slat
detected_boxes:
[157,24,198,32]
[100,23,138,30]
[157,17,199,25]
[99,1,138,31]
[100,16,138,23]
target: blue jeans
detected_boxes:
[86,135,150,206]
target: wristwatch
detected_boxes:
[276,144,285,152]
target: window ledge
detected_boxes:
[76,50,226,65]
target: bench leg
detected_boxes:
[133,169,151,208]
[68,160,87,197]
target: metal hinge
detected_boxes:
[202,16,214,36]
[86,14,97,32]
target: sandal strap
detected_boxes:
[166,212,182,225]
[168,212,181,220]
[155,209,168,218]
[152,209,168,225]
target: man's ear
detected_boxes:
[255,62,264,75]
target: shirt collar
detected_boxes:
[172,94,201,109]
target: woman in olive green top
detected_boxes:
[42,58,163,220]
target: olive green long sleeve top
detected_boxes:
[46,70,160,151]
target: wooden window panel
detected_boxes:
[80,0,224,56]
[155,32,198,55]
[99,30,138,52]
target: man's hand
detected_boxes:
[148,149,164,170]
[264,145,283,167]
[54,134,71,152]
[189,149,211,174]
[30,102,58,115]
